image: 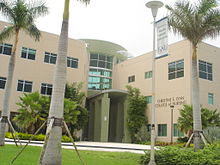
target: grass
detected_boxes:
[0,144,141,165]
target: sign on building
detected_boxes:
[156,17,168,58]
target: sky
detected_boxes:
[3,0,220,57]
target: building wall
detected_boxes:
[0,21,89,113]
[113,40,220,142]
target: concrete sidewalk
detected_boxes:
[5,138,152,154]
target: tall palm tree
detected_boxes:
[166,0,220,151]
[0,0,48,146]
[39,0,89,164]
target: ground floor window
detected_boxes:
[173,124,184,137]
[158,124,167,136]
[208,93,214,105]
[146,96,152,104]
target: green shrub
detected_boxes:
[140,142,220,165]
[61,135,71,142]
[177,136,189,143]
[5,132,72,142]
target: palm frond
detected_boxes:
[0,25,15,42]
[200,10,220,40]
[24,23,41,41]
[0,0,15,21]
[166,3,195,41]
[77,0,90,6]
[28,0,49,19]
[196,0,218,14]
[166,0,220,45]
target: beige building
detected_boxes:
[0,21,89,114]
[0,20,220,143]
[113,40,220,142]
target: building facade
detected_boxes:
[0,21,220,143]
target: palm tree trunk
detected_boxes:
[191,44,202,151]
[0,30,19,146]
[40,0,69,164]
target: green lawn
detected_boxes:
[0,144,141,165]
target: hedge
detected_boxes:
[140,142,220,165]
[5,132,72,142]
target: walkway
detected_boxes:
[5,138,151,154]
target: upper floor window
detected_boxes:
[21,47,36,60]
[158,124,167,136]
[17,80,32,92]
[0,77,6,89]
[199,60,212,81]
[67,57,78,68]
[168,59,184,80]
[41,83,53,95]
[208,93,214,105]
[145,71,152,79]
[90,53,113,70]
[128,75,135,83]
[44,52,57,64]
[0,43,12,55]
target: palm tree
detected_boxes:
[39,0,89,164]
[0,0,48,146]
[13,92,49,134]
[166,0,220,151]
[178,105,220,137]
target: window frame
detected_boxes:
[17,80,33,93]
[145,71,152,79]
[21,47,36,60]
[168,59,184,80]
[128,75,135,83]
[67,57,79,69]
[0,43,12,56]
[41,83,53,95]
[158,124,167,137]
[0,77,7,89]
[146,96,152,104]
[89,53,113,69]
[208,93,214,105]
[44,52,57,64]
[199,60,213,81]
[173,123,184,137]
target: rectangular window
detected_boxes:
[21,47,36,60]
[128,75,135,83]
[147,124,152,132]
[0,77,6,89]
[158,124,167,136]
[17,80,32,92]
[146,96,152,104]
[173,124,184,137]
[41,83,53,95]
[145,71,152,79]
[67,57,78,68]
[199,60,212,81]
[208,93,214,105]
[168,59,184,80]
[0,43,12,55]
[44,52,57,64]
[89,53,113,69]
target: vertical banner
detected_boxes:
[156,17,168,58]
